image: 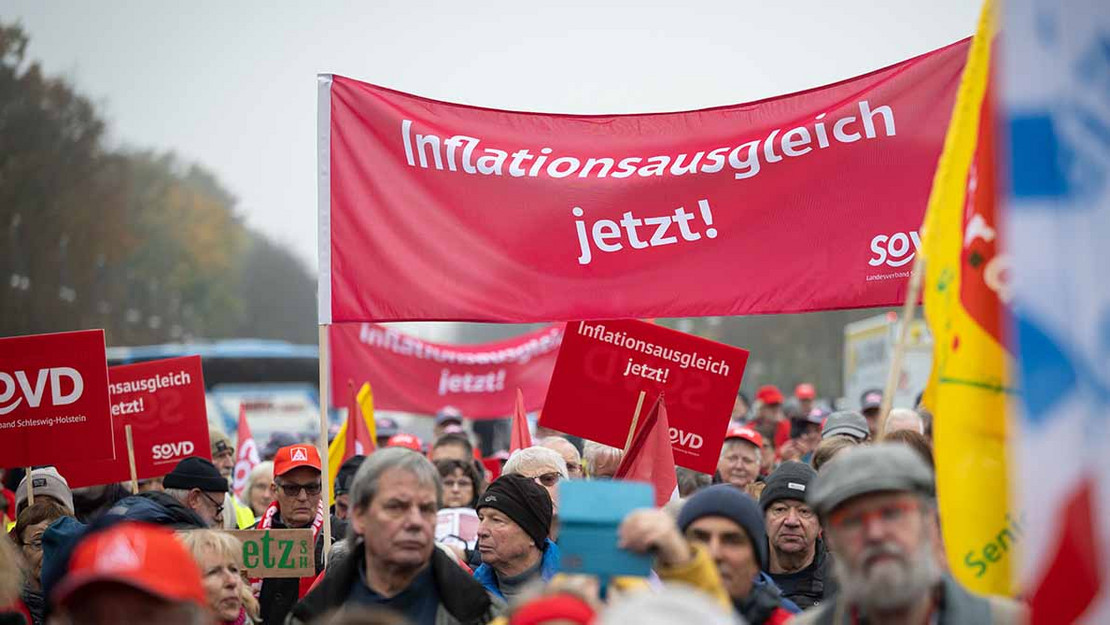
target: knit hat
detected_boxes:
[759,461,817,510]
[334,455,366,496]
[821,411,870,441]
[162,457,227,493]
[16,467,75,514]
[476,474,553,549]
[677,484,767,568]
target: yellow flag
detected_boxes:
[920,0,1014,595]
[327,382,376,504]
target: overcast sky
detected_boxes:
[8,0,978,275]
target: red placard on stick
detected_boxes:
[50,355,212,488]
[0,330,115,468]
[539,320,748,474]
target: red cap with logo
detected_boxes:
[386,433,424,452]
[724,425,764,449]
[273,444,323,477]
[756,385,784,405]
[52,522,207,608]
[794,383,816,400]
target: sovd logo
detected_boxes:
[152,441,195,460]
[669,427,704,450]
[869,231,922,268]
[0,368,84,415]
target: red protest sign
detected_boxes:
[320,41,968,324]
[539,320,748,474]
[330,323,562,418]
[50,356,211,488]
[0,330,115,468]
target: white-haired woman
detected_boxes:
[179,529,259,625]
[243,461,275,518]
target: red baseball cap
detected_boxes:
[52,522,207,608]
[794,383,816,400]
[756,385,784,405]
[387,433,424,452]
[273,444,322,477]
[725,425,764,449]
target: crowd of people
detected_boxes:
[0,383,1026,625]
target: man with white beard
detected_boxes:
[793,445,1026,624]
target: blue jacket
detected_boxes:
[105,492,207,529]
[473,539,560,599]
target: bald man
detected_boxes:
[539,437,583,479]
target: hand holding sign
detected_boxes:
[618,509,694,569]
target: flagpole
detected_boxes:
[125,425,139,495]
[622,391,648,455]
[878,252,926,440]
[318,324,332,566]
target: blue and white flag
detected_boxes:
[1004,0,1110,621]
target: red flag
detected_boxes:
[614,394,679,507]
[232,404,260,499]
[510,387,532,453]
[345,380,374,459]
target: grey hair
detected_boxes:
[350,447,442,514]
[162,488,192,506]
[503,446,568,479]
[245,461,274,494]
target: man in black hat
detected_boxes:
[332,455,366,521]
[759,461,833,609]
[106,457,227,529]
[472,474,557,601]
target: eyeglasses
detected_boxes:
[829,500,920,537]
[276,481,323,497]
[199,491,225,516]
[532,472,562,487]
[443,478,473,490]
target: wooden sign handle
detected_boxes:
[125,424,139,495]
[622,391,648,455]
[25,466,34,506]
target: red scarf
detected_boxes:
[250,499,326,600]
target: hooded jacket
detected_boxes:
[104,491,207,529]
[288,541,503,625]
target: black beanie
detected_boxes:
[476,474,552,549]
[163,457,228,493]
[334,455,366,496]
[759,461,817,511]
[677,484,768,568]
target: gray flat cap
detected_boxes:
[808,444,934,516]
[821,411,870,441]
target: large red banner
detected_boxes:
[51,356,212,488]
[319,40,968,323]
[539,320,748,474]
[0,330,114,468]
[330,323,562,418]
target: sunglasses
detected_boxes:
[276,481,323,497]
